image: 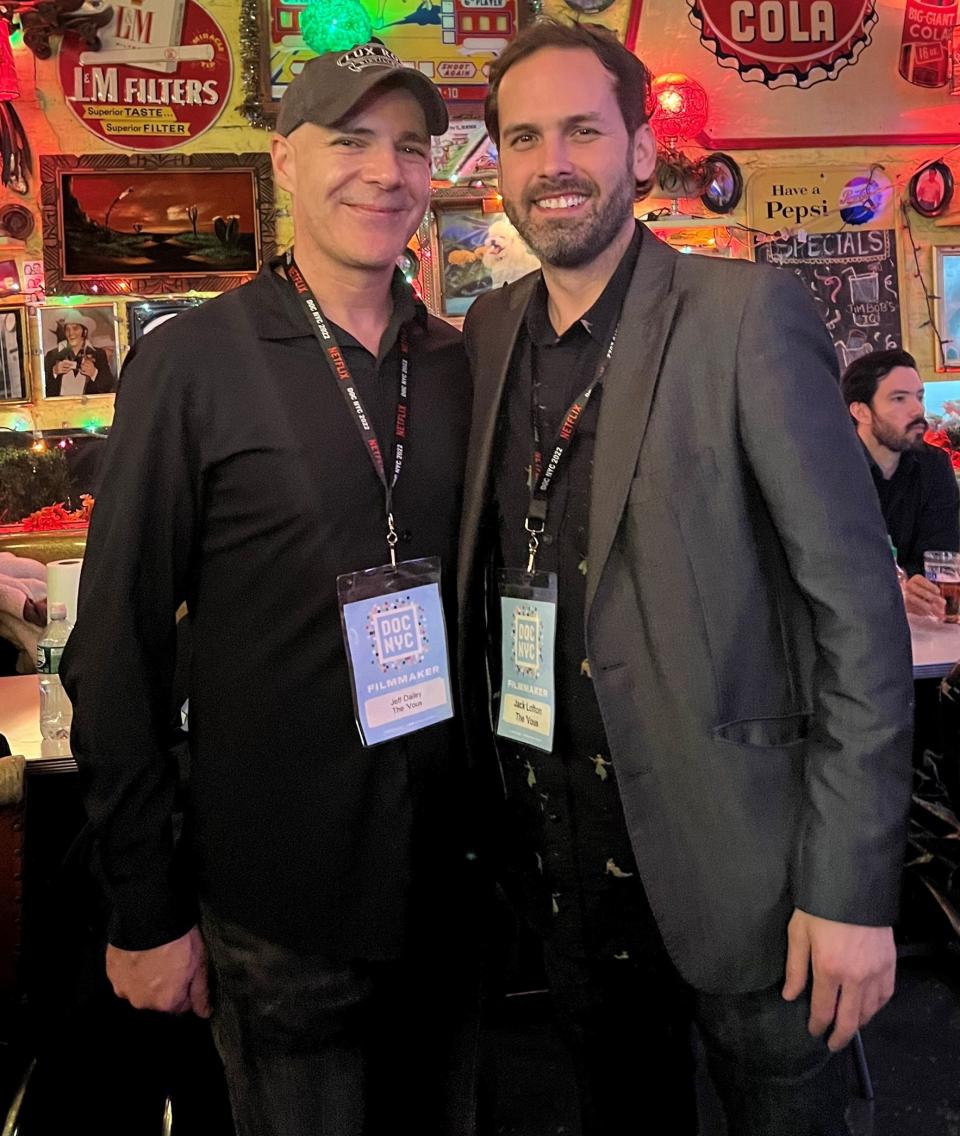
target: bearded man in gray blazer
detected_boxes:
[458,20,913,1136]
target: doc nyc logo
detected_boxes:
[512,606,541,678]
[373,602,424,667]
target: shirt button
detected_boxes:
[542,533,554,545]
[399,529,412,543]
[547,812,560,822]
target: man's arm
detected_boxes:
[913,449,960,575]
[733,267,913,1046]
[80,346,117,395]
[61,336,202,1005]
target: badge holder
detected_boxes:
[496,567,557,753]
[338,556,453,747]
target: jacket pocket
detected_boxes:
[712,713,810,748]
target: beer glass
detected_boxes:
[923,551,960,622]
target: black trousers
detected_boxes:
[202,909,480,1136]
[541,939,849,1136]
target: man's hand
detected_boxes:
[53,358,77,377]
[782,909,895,1052]
[78,354,99,380]
[903,574,946,619]
[106,925,211,1018]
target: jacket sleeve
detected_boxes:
[734,266,914,927]
[907,449,960,578]
[60,339,200,950]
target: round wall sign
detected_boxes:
[688,0,878,88]
[58,0,233,151]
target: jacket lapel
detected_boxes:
[585,235,681,620]
[457,274,538,616]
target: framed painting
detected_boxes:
[934,247,960,373]
[430,200,539,317]
[36,303,121,399]
[40,153,277,296]
[127,297,207,344]
[0,307,27,401]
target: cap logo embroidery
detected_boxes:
[337,44,402,72]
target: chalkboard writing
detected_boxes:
[755,229,902,372]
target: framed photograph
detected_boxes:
[37,304,121,399]
[0,307,27,401]
[127,298,207,345]
[40,153,277,296]
[909,162,955,220]
[934,247,960,372]
[431,203,539,317]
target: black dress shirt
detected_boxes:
[491,225,660,960]
[62,259,471,957]
[867,443,960,577]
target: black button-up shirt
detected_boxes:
[867,443,960,577]
[62,259,471,957]
[491,226,659,960]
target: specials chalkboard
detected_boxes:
[755,228,903,372]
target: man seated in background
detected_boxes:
[841,349,959,617]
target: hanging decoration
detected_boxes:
[648,73,711,207]
[299,0,371,55]
[15,0,113,60]
[237,0,270,129]
[0,12,28,193]
[900,201,951,368]
[648,73,709,149]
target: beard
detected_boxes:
[502,158,636,270]
[872,414,927,453]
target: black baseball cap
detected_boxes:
[276,41,448,137]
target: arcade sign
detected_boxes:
[687,0,878,88]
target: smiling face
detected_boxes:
[63,322,88,352]
[852,365,927,453]
[271,84,432,278]
[495,47,656,270]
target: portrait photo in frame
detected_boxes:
[41,153,276,296]
[0,307,27,401]
[432,201,539,316]
[909,162,955,219]
[934,246,960,371]
[37,303,121,399]
[127,298,207,345]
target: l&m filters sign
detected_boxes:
[58,0,233,150]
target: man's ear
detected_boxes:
[632,123,657,188]
[849,400,872,428]
[271,133,296,196]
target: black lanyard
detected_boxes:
[285,250,410,565]
[525,324,619,574]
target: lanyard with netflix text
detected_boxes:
[285,250,453,748]
[496,323,620,754]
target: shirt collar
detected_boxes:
[861,439,919,481]
[524,221,643,349]
[255,253,425,343]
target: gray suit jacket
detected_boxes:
[458,232,914,992]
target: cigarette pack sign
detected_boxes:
[57,0,233,151]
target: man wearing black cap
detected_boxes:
[62,43,477,1135]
